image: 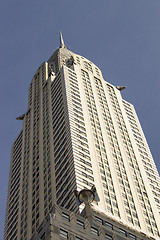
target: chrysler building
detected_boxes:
[4,34,160,240]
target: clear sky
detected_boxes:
[0,0,160,238]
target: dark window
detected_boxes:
[40,232,45,240]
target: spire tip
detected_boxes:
[59,32,66,48]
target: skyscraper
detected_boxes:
[4,34,160,240]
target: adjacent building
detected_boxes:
[4,34,160,240]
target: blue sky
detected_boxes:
[0,0,160,238]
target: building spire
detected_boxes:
[60,32,66,48]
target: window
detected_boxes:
[60,229,68,239]
[105,234,112,240]
[62,212,70,221]
[119,229,126,236]
[104,221,113,229]
[129,233,136,240]
[40,232,46,240]
[91,226,98,235]
[95,217,103,224]
[75,237,83,240]
[77,219,84,228]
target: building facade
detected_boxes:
[4,34,160,240]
